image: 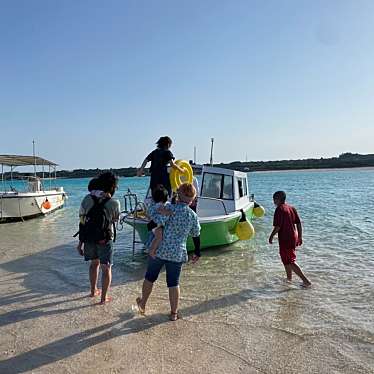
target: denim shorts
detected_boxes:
[84,241,114,265]
[145,257,183,288]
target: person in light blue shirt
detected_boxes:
[136,183,201,321]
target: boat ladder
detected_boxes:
[119,189,147,257]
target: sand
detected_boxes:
[0,237,373,374]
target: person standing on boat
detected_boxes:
[137,136,185,196]
[136,182,201,321]
[78,172,120,304]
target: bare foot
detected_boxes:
[99,296,112,305]
[300,282,312,288]
[136,297,145,314]
[169,311,181,321]
[90,289,101,297]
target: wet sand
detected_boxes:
[1,234,373,374]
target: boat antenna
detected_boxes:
[32,140,36,177]
[210,138,214,166]
[193,146,197,164]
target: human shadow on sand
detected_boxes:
[0,242,148,298]
[0,286,296,374]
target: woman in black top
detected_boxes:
[137,136,184,196]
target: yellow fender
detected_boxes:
[169,160,193,192]
[235,210,255,240]
[253,203,265,218]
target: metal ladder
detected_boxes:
[121,189,147,256]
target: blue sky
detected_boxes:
[1,0,373,170]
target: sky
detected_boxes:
[0,0,373,170]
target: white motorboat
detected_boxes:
[0,155,67,222]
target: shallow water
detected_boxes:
[0,169,373,373]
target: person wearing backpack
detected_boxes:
[78,172,120,304]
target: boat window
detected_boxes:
[222,175,233,199]
[237,177,247,198]
[201,173,222,199]
[238,178,244,197]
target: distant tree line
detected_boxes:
[3,153,373,179]
[219,153,374,172]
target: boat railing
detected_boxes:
[122,189,143,214]
[197,196,228,215]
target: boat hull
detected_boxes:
[0,190,66,222]
[124,204,254,251]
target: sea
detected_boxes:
[0,168,373,373]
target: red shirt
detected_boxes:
[273,203,301,249]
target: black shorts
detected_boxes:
[84,241,114,265]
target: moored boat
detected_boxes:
[122,166,261,251]
[0,155,67,222]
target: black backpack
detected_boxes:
[79,196,112,243]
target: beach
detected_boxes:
[1,169,374,373]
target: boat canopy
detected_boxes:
[0,155,58,167]
[197,165,251,217]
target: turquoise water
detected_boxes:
[1,168,373,372]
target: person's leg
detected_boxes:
[284,264,292,281]
[84,243,100,296]
[290,263,311,286]
[169,286,180,316]
[100,264,112,303]
[149,227,163,257]
[89,259,100,296]
[97,241,114,303]
[279,248,292,281]
[137,279,154,312]
[137,257,164,312]
[165,261,183,320]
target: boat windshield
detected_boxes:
[201,173,234,200]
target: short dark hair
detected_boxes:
[152,185,168,203]
[97,172,118,193]
[88,177,100,192]
[156,136,172,149]
[273,191,286,203]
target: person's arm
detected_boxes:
[137,158,149,177]
[269,226,280,244]
[157,206,174,216]
[109,200,121,223]
[296,223,302,246]
[269,207,282,244]
[170,159,185,173]
[293,207,302,246]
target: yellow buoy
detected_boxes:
[169,160,193,192]
[253,203,265,218]
[235,210,255,240]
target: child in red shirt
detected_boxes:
[269,191,311,287]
